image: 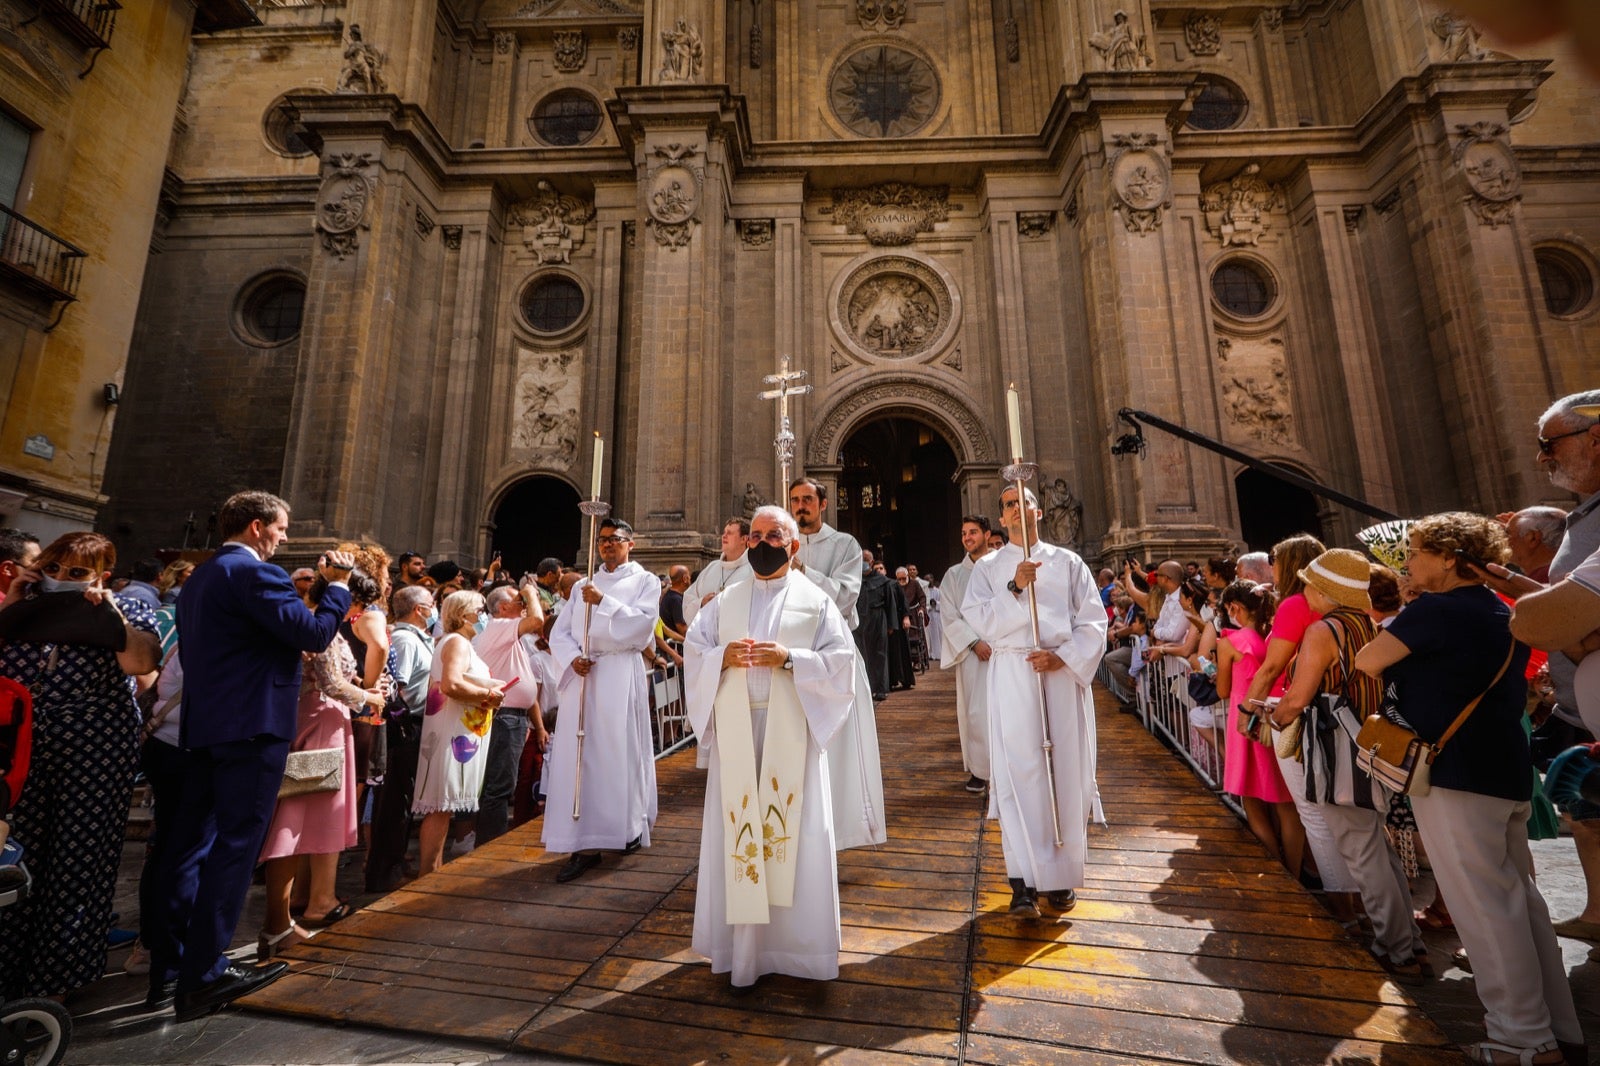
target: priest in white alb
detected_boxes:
[964,486,1106,918]
[685,505,857,989]
[787,476,887,849]
[683,516,752,628]
[939,513,995,795]
[544,517,661,883]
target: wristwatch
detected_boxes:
[781,654,795,671]
[1006,579,1022,595]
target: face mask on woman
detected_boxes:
[37,576,94,594]
[473,614,487,636]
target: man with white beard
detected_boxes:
[684,516,752,628]
[939,514,995,794]
[543,518,660,882]
[964,486,1105,918]
[787,477,887,849]
[685,506,856,989]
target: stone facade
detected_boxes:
[0,0,258,544]
[98,0,1600,572]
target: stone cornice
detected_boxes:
[607,85,753,174]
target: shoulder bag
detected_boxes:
[279,747,344,798]
[1354,640,1515,798]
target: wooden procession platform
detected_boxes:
[241,668,1463,1064]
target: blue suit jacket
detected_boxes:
[176,543,351,747]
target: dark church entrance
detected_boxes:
[836,416,961,578]
[491,476,581,579]
[1234,465,1325,553]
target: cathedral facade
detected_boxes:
[99,0,1600,575]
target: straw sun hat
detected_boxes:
[1297,548,1372,612]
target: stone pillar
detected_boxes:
[487,32,517,147]
[608,86,749,569]
[1254,9,1297,128]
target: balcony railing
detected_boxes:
[33,0,120,50]
[0,204,86,307]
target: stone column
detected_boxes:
[487,32,517,147]
[1254,9,1297,128]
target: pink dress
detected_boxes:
[1221,626,1292,803]
[259,636,363,860]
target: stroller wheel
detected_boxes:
[1,997,71,1066]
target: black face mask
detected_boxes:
[748,540,790,577]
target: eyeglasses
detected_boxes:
[41,563,96,580]
[746,531,789,547]
[1537,425,1592,455]
[597,535,631,545]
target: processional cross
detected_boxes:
[758,355,812,491]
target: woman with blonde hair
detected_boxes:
[412,589,503,875]
[1358,513,1579,1065]
[156,559,194,604]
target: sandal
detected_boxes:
[1413,904,1454,931]
[1462,1040,1562,1065]
[257,921,314,962]
[299,900,353,928]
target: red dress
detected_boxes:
[1222,627,1292,803]
[259,636,363,860]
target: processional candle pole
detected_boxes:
[573,431,609,820]
[1004,384,1064,848]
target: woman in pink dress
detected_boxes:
[1216,580,1296,861]
[256,570,385,960]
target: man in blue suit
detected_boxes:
[152,490,354,1021]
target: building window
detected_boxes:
[1186,79,1247,131]
[1535,246,1594,318]
[1211,259,1274,318]
[263,92,323,158]
[0,110,30,210]
[829,45,940,138]
[237,274,306,345]
[521,274,586,333]
[529,89,603,146]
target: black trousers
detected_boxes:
[364,715,421,892]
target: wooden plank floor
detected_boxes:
[242,667,1464,1064]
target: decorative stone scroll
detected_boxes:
[829,183,949,246]
[315,152,376,260]
[553,30,587,72]
[1185,13,1221,56]
[658,17,702,82]
[646,142,702,251]
[1200,164,1285,247]
[856,0,908,32]
[1216,334,1295,446]
[832,255,959,362]
[807,375,995,466]
[1109,133,1169,235]
[512,346,582,467]
[1455,122,1521,227]
[1017,211,1055,239]
[738,219,774,248]
[510,181,595,264]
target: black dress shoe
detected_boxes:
[964,775,987,793]
[1008,878,1039,918]
[174,962,288,1022]
[1046,889,1077,912]
[555,852,601,883]
[145,977,177,1011]
[622,835,642,855]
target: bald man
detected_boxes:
[661,565,691,640]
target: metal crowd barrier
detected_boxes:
[649,659,693,757]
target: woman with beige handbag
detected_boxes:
[1356,513,1581,1066]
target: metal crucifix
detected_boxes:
[758,355,811,491]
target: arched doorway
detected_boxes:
[490,476,581,579]
[1234,466,1324,552]
[836,416,961,577]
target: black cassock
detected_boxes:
[886,578,916,691]
[854,568,892,698]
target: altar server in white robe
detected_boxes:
[683,516,753,628]
[964,486,1106,918]
[940,514,995,794]
[787,476,887,849]
[686,505,857,988]
[544,517,661,882]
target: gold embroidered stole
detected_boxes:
[714,575,823,925]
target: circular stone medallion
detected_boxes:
[647,165,699,224]
[833,255,959,362]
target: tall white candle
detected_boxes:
[1006,385,1024,460]
[591,433,603,499]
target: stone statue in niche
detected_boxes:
[1431,12,1491,61]
[741,483,767,517]
[336,24,386,94]
[659,18,703,82]
[1041,479,1083,549]
[513,347,582,466]
[848,274,940,355]
[1090,10,1151,71]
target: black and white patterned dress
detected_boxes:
[0,593,157,998]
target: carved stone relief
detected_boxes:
[1200,164,1285,247]
[738,219,774,248]
[1260,8,1283,32]
[1216,334,1294,446]
[658,17,702,82]
[512,346,583,467]
[414,207,435,238]
[807,376,996,465]
[494,32,514,55]
[645,142,702,251]
[1184,14,1221,56]
[829,183,949,246]
[1455,122,1521,227]
[1017,211,1055,239]
[441,225,463,250]
[336,24,386,94]
[749,0,762,68]
[315,152,376,259]
[553,30,587,72]
[832,255,959,362]
[1065,188,1081,226]
[942,347,963,371]
[516,0,639,14]
[1004,14,1020,62]
[829,347,852,373]
[1041,477,1083,549]
[1431,12,1491,61]
[509,181,596,264]
[1109,133,1169,235]
[1090,10,1151,71]
[856,0,908,32]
